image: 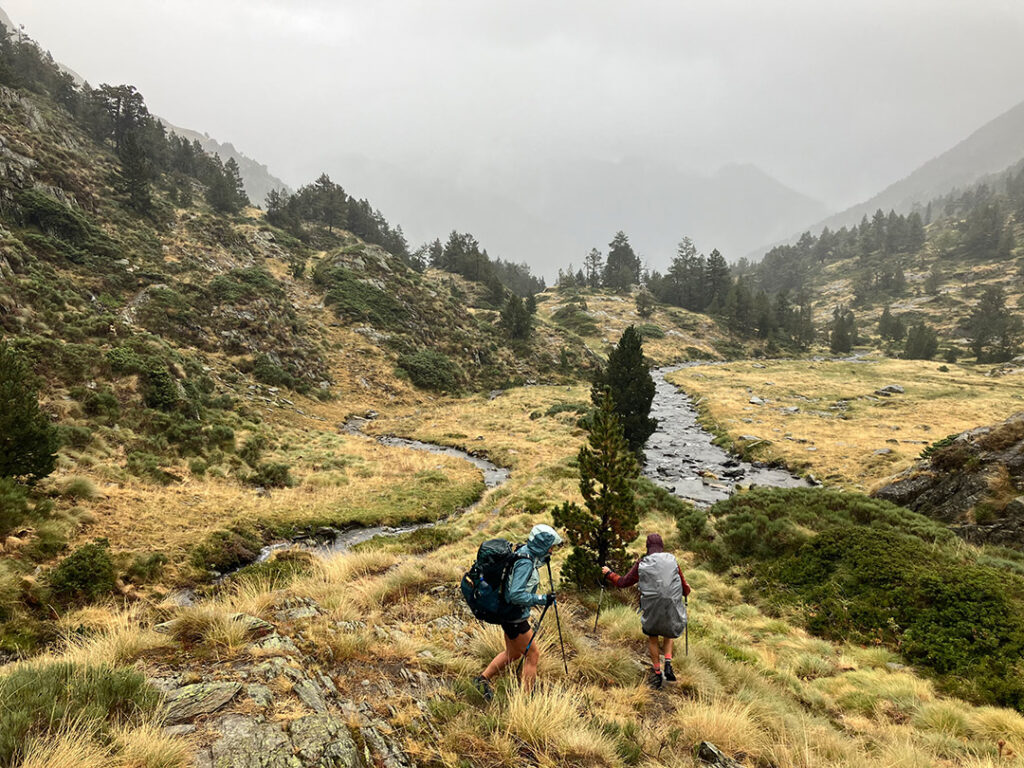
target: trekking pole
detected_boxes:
[546,561,569,675]
[515,602,550,677]
[593,575,605,633]
[684,596,689,657]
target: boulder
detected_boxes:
[697,741,744,767]
[164,682,241,724]
[875,384,905,395]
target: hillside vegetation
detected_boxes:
[0,26,596,655]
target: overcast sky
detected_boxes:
[7,1,1024,266]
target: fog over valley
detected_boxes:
[7,0,1024,274]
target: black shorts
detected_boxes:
[501,619,531,639]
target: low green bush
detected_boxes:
[247,462,294,489]
[252,353,295,388]
[141,365,180,411]
[0,661,158,765]
[124,552,168,584]
[636,323,665,339]
[544,401,590,418]
[190,527,263,574]
[397,349,462,392]
[48,539,117,605]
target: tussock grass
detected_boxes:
[62,475,99,501]
[671,696,771,762]
[167,606,254,655]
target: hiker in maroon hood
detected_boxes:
[603,533,691,689]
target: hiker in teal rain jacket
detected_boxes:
[474,524,563,698]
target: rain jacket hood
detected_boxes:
[646,533,665,554]
[526,524,563,560]
[503,525,563,621]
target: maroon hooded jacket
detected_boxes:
[606,533,691,596]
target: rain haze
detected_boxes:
[8,0,1024,277]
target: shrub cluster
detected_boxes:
[696,488,1024,707]
[397,349,462,392]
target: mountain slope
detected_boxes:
[811,98,1024,234]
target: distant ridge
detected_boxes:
[814,98,1024,233]
[0,4,289,206]
[162,121,290,206]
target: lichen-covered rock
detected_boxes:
[165,682,241,724]
[197,713,360,768]
[290,714,359,765]
[252,633,299,654]
[697,741,744,767]
[205,714,295,768]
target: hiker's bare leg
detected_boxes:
[664,637,674,659]
[519,631,540,690]
[647,636,661,668]
[483,629,532,680]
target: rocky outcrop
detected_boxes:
[873,412,1024,547]
[151,596,434,768]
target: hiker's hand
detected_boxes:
[544,592,556,606]
[601,566,611,575]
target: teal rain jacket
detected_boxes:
[503,525,563,622]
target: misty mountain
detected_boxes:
[161,121,290,205]
[0,5,287,206]
[799,98,1024,240]
[319,154,828,276]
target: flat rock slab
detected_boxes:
[196,713,360,768]
[165,681,241,724]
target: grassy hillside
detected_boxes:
[0,40,600,660]
[4,395,1024,767]
[666,357,1024,490]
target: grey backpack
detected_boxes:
[638,552,687,638]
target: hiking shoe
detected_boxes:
[472,675,494,702]
[648,670,663,690]
[664,660,676,682]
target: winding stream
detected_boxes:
[248,419,510,565]
[250,368,805,567]
[644,366,810,506]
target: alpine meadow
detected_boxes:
[4,3,1024,768]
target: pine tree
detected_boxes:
[0,342,59,482]
[903,323,938,360]
[968,286,1022,362]
[591,325,657,453]
[584,248,604,289]
[635,290,654,318]
[829,305,856,354]
[551,389,640,587]
[500,294,532,340]
[224,157,249,209]
[603,231,640,290]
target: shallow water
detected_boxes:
[644,366,809,506]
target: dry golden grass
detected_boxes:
[69,431,482,567]
[668,357,1024,489]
